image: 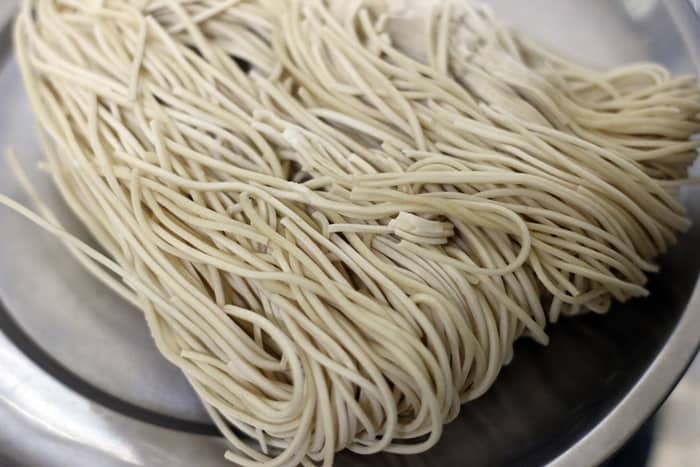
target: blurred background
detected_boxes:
[646,356,700,466]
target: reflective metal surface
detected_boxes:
[0,1,699,466]
[0,331,228,467]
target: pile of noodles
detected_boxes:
[3,0,699,465]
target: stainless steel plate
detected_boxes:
[1,1,699,466]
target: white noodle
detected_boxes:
[3,1,699,466]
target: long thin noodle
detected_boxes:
[4,1,700,466]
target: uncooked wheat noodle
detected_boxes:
[3,0,700,466]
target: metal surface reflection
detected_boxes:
[0,341,144,465]
[0,331,229,467]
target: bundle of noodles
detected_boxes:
[3,0,699,465]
